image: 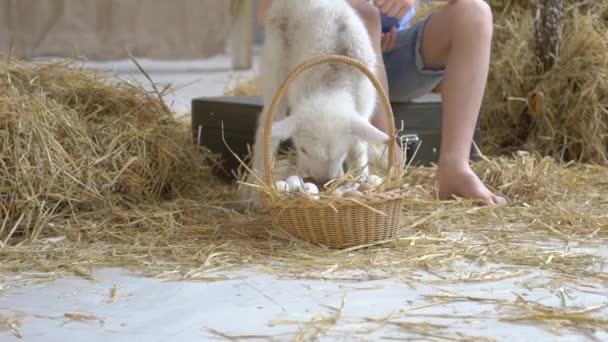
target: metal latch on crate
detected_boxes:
[398,134,421,161]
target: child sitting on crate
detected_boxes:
[257,0,506,206]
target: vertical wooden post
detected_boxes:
[231,0,253,70]
[533,0,564,72]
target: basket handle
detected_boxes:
[263,54,398,186]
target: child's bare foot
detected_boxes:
[436,163,507,206]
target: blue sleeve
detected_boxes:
[381,7,416,33]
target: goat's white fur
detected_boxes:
[243,0,389,209]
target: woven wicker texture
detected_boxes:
[259,55,406,248]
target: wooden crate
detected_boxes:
[191,95,480,180]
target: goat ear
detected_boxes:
[271,116,297,142]
[350,116,390,144]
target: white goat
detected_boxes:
[243,0,390,209]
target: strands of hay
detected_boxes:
[413,1,447,22]
[419,293,608,335]
[488,0,608,17]
[483,2,608,163]
[267,297,346,341]
[224,76,261,97]
[224,77,261,97]
[0,314,22,339]
[63,312,103,324]
[107,284,120,304]
[2,152,606,281]
[205,291,608,340]
[0,57,221,244]
[1,58,607,339]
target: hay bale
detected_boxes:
[413,1,446,22]
[0,57,215,243]
[224,76,262,96]
[482,7,608,164]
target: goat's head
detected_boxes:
[270,106,389,184]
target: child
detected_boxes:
[257,0,506,206]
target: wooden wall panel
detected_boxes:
[0,0,235,60]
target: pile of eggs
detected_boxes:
[274,174,384,200]
[274,176,320,200]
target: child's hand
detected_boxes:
[373,0,416,19]
[381,26,397,53]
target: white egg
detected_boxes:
[298,183,320,200]
[366,175,383,187]
[286,175,304,192]
[302,182,319,194]
[274,181,289,192]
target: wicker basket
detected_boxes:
[258,55,406,249]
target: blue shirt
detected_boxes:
[381,7,416,33]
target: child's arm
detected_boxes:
[257,0,273,29]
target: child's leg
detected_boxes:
[419,0,505,205]
[348,0,503,205]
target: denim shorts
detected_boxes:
[382,15,444,102]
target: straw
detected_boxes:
[0,45,607,339]
[482,3,608,164]
[0,314,22,339]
